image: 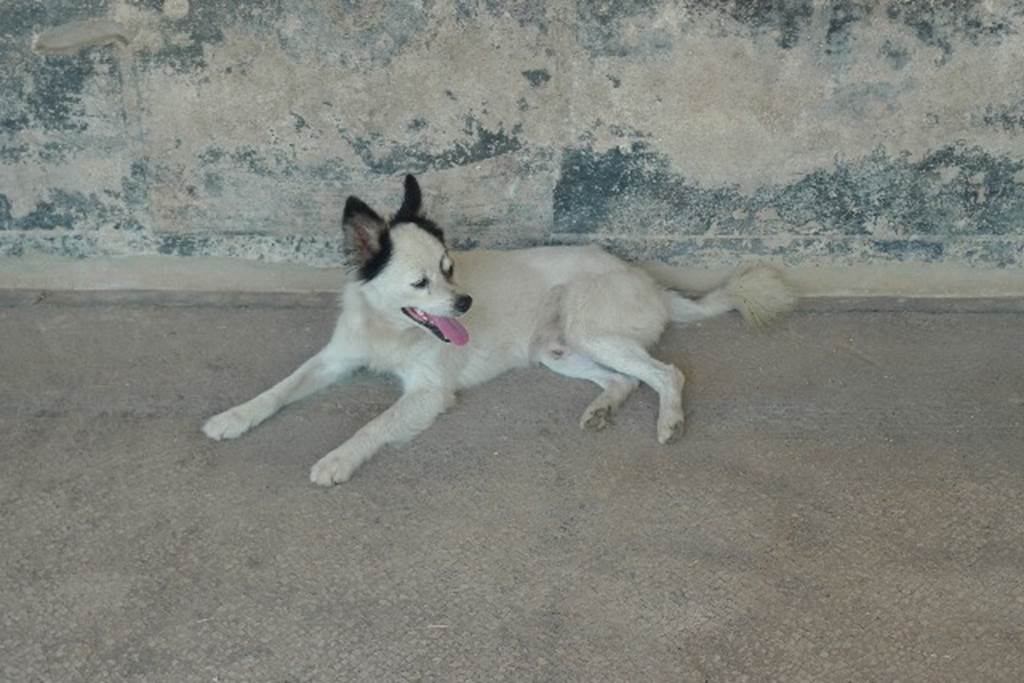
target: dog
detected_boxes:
[202,174,796,485]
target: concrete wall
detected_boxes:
[3,1,1024,280]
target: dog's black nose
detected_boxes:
[454,295,473,313]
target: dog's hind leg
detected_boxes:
[202,348,356,440]
[540,347,638,431]
[569,336,685,445]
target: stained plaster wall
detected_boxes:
[2,1,1024,285]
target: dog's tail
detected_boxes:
[658,264,797,328]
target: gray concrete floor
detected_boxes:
[2,291,1023,682]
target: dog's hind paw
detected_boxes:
[657,411,685,445]
[580,405,612,431]
[202,407,256,440]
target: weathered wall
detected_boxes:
[3,1,1024,271]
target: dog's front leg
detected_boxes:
[310,387,454,485]
[203,348,358,441]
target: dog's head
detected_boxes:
[342,174,472,346]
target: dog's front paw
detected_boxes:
[202,407,257,441]
[310,450,360,486]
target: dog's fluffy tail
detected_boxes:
[660,264,797,328]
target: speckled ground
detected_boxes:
[2,292,1023,682]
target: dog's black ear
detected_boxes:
[342,196,388,264]
[395,174,422,221]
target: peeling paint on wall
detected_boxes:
[3,1,1024,269]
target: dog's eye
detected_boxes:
[412,277,428,289]
[443,264,454,279]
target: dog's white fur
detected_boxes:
[203,176,796,485]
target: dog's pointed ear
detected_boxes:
[342,196,387,264]
[395,174,422,220]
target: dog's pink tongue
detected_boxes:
[427,313,469,346]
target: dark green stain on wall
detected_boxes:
[0,144,31,163]
[981,98,1024,132]
[196,146,351,184]
[569,1,1022,60]
[1,0,121,133]
[1,156,150,232]
[522,69,551,87]
[880,40,911,69]
[825,1,873,55]
[554,144,736,236]
[575,1,673,57]
[1,185,143,232]
[0,229,351,263]
[455,0,551,32]
[554,142,1024,263]
[135,0,283,73]
[1,50,118,133]
[705,0,1021,56]
[346,119,524,175]
[886,0,1018,60]
[717,0,815,49]
[0,195,13,230]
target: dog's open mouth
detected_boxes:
[402,307,469,346]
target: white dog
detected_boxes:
[203,175,796,485]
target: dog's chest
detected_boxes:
[361,327,440,375]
